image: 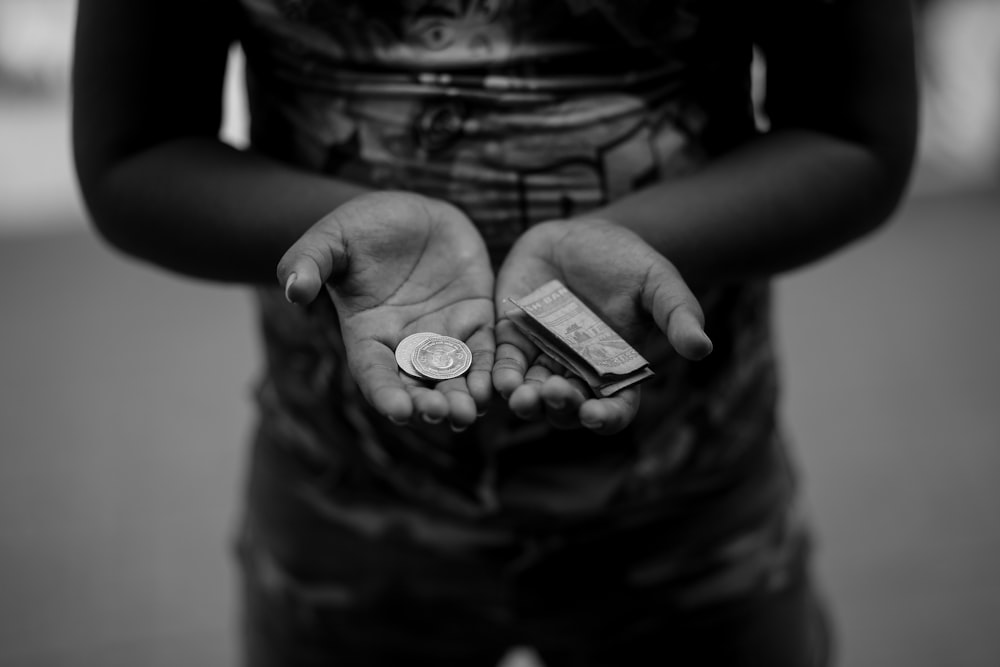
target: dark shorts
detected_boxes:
[238,528,832,667]
[237,417,832,667]
[237,467,833,667]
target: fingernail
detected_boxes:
[696,330,713,357]
[547,399,565,410]
[422,414,443,425]
[388,416,408,426]
[581,418,603,430]
[450,423,469,433]
[476,409,489,418]
[284,273,297,303]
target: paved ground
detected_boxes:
[0,184,997,666]
[775,185,1000,667]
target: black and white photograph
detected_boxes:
[1,1,998,665]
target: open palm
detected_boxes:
[277,192,495,429]
[493,219,712,434]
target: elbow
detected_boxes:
[72,128,131,254]
[852,85,921,234]
[72,130,163,263]
[70,104,174,261]
[73,162,136,257]
[869,114,919,228]
[824,99,919,239]
[836,136,916,246]
[862,139,918,240]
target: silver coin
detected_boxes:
[395,332,436,378]
[411,335,473,380]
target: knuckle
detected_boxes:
[492,356,527,374]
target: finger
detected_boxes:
[492,342,529,400]
[464,326,495,413]
[642,263,713,360]
[346,338,414,423]
[441,385,478,431]
[492,318,537,399]
[666,306,714,360]
[410,387,451,426]
[276,216,348,305]
[578,388,641,435]
[507,361,554,420]
[539,375,588,430]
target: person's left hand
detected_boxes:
[493,219,712,434]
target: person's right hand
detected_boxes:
[276,192,495,430]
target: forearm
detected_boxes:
[80,137,367,284]
[589,127,914,288]
[588,0,918,289]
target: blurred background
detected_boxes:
[0,1,998,665]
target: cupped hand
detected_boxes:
[493,219,712,434]
[277,191,495,430]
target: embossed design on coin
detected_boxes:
[395,332,436,378]
[411,336,472,380]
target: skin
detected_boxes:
[278,191,497,429]
[492,219,712,434]
[73,0,918,433]
[279,203,712,432]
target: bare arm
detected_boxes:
[587,0,918,288]
[72,0,366,283]
[489,0,917,431]
[73,0,501,425]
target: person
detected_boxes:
[71,0,917,665]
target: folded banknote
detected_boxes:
[505,279,653,397]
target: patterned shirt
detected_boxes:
[237,0,806,607]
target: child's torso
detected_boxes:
[237,1,803,603]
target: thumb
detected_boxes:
[276,216,348,305]
[642,260,713,361]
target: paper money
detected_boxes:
[505,280,653,397]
